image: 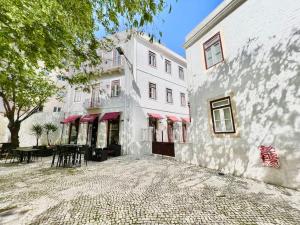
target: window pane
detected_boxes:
[215,121,222,132]
[225,119,233,131]
[223,107,231,120]
[213,109,221,121]
[212,99,229,108]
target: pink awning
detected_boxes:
[182,117,191,123]
[61,115,81,124]
[100,112,120,121]
[80,114,100,123]
[148,113,164,119]
[167,115,180,122]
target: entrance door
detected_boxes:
[182,123,187,143]
[107,120,120,145]
[149,118,157,142]
[90,117,99,147]
[69,119,80,144]
[167,121,174,143]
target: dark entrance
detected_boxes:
[69,119,80,144]
[107,119,120,145]
[90,117,99,147]
[149,117,158,142]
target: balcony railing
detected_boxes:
[83,92,124,109]
[100,57,124,73]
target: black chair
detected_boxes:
[1,143,12,160]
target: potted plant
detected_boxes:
[31,124,43,147]
[43,123,58,146]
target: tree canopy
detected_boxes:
[0,0,173,147]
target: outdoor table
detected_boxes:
[13,147,40,163]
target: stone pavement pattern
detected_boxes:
[0,156,300,225]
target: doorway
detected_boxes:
[69,119,80,144]
[107,119,120,145]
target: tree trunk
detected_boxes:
[8,121,21,148]
[47,131,50,146]
[36,137,39,147]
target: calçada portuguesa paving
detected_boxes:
[0,156,300,225]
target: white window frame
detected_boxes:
[179,66,184,80]
[180,93,186,106]
[149,82,157,100]
[210,97,235,134]
[165,59,171,74]
[111,80,121,97]
[166,88,173,104]
[204,32,224,69]
[74,90,81,102]
[149,51,156,67]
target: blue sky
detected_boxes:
[154,0,223,57]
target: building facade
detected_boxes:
[177,0,300,190]
[61,33,189,156]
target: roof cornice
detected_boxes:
[184,0,247,49]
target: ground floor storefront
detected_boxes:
[1,156,300,225]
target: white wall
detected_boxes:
[0,112,64,147]
[184,0,300,190]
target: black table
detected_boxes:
[13,147,40,163]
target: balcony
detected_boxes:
[83,92,124,109]
[100,57,124,74]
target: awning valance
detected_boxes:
[148,113,164,119]
[100,112,120,121]
[167,115,180,122]
[80,114,100,123]
[182,117,190,123]
[61,115,81,124]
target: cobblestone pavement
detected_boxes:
[0,156,300,225]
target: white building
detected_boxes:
[178,0,300,190]
[61,33,189,156]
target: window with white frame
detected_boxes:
[74,90,81,102]
[149,82,157,99]
[166,88,173,103]
[210,97,235,134]
[180,93,186,106]
[113,49,122,66]
[111,80,121,97]
[149,51,156,67]
[204,32,224,69]
[165,59,171,74]
[179,66,184,80]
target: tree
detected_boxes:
[0,0,173,147]
[44,123,58,146]
[31,124,43,147]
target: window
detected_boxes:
[179,66,184,80]
[57,75,65,81]
[111,80,121,97]
[204,32,224,69]
[53,107,61,112]
[74,90,81,102]
[180,93,186,106]
[166,88,173,103]
[113,49,122,66]
[165,59,171,74]
[149,82,157,100]
[210,97,235,134]
[149,51,156,67]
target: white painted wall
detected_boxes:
[184,0,300,190]
[0,112,64,147]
